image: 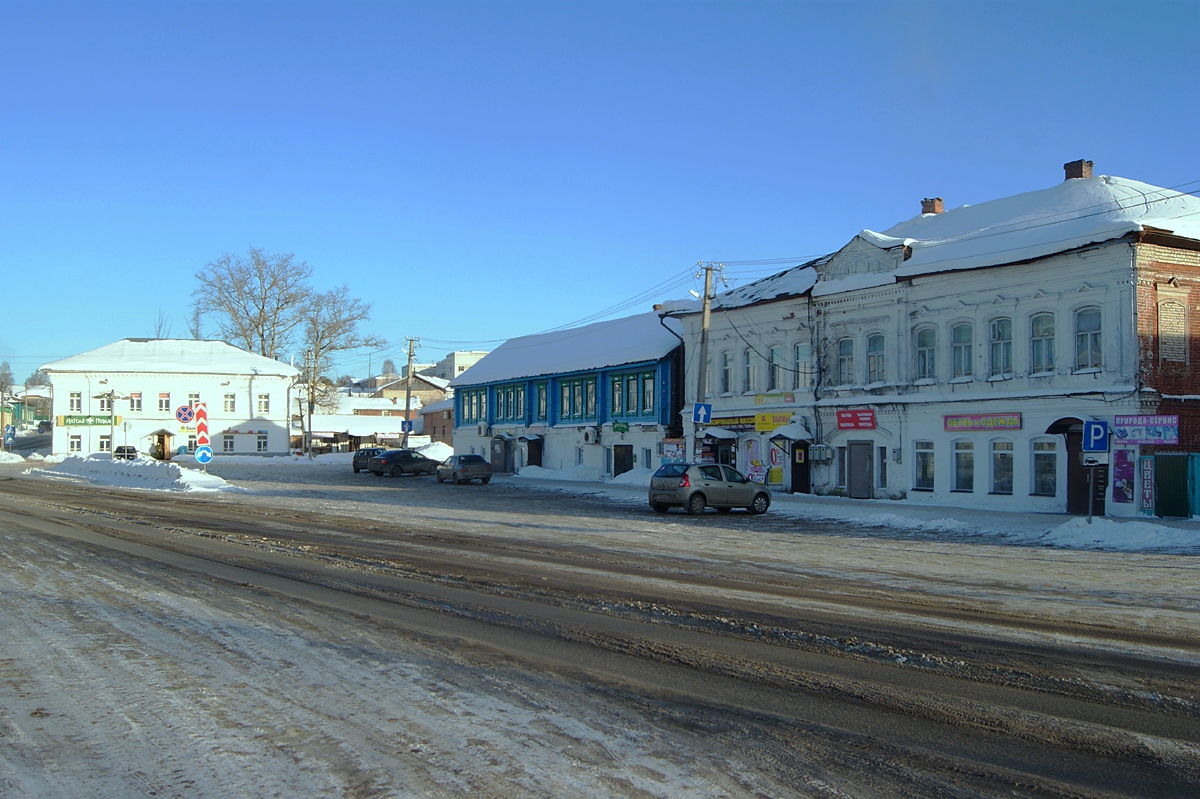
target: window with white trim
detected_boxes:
[836,338,854,385]
[989,318,1012,377]
[914,441,934,490]
[1075,308,1102,371]
[867,334,885,383]
[952,324,973,378]
[224,394,236,413]
[256,394,270,414]
[991,440,1013,494]
[1033,440,1057,496]
[69,392,82,412]
[953,441,974,492]
[257,434,268,452]
[1030,313,1055,374]
[915,328,936,381]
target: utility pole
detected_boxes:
[689,263,717,460]
[402,336,419,448]
[305,348,315,459]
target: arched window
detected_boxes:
[836,338,854,385]
[915,327,936,380]
[1030,313,1055,374]
[991,439,1013,494]
[867,334,885,383]
[1075,308,1102,370]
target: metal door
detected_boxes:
[1155,452,1189,517]
[848,441,873,499]
[790,443,811,494]
[613,445,634,477]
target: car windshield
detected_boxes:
[460,456,485,464]
[652,463,689,478]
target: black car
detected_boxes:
[113,445,139,461]
[367,449,439,477]
[352,447,386,474]
[37,420,52,433]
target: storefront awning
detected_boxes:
[492,432,515,441]
[768,422,811,442]
[702,426,739,441]
[143,429,174,438]
[518,433,542,441]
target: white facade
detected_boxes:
[41,339,298,458]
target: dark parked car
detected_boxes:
[113,445,139,461]
[437,454,492,484]
[648,462,770,515]
[352,447,386,474]
[38,420,52,433]
[367,449,439,477]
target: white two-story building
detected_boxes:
[41,338,299,458]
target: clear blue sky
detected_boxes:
[3,0,1197,381]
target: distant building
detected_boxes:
[41,339,298,458]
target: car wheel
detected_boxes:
[481,477,490,484]
[390,466,403,478]
[716,506,732,513]
[651,502,669,513]
[749,493,770,514]
[454,472,464,484]
[686,493,706,515]
[437,474,445,483]
[372,471,383,477]
[353,467,361,473]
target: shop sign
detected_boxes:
[1139,456,1155,514]
[1114,415,1179,445]
[711,415,757,431]
[754,393,795,405]
[837,409,875,430]
[754,412,792,431]
[612,421,629,433]
[60,415,119,426]
[943,413,1021,431]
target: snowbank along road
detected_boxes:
[0,461,1197,798]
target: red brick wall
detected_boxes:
[1136,243,1200,449]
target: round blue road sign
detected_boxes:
[195,445,214,464]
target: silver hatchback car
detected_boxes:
[649,462,771,515]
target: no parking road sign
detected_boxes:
[175,405,195,424]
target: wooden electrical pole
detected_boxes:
[402,337,418,448]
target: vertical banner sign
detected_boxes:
[1139,456,1155,515]
[196,403,209,449]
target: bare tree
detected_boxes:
[381,358,398,376]
[24,370,50,388]
[193,247,313,358]
[152,309,172,338]
[295,285,386,455]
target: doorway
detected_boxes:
[847,440,873,499]
[790,442,810,494]
[613,445,634,477]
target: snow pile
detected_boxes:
[415,441,454,462]
[607,466,653,486]
[1038,516,1197,552]
[0,450,25,464]
[25,455,241,492]
[515,464,604,482]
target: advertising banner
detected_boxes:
[837,409,876,430]
[943,413,1022,431]
[1113,415,1179,445]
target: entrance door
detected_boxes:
[847,441,873,499]
[491,438,514,473]
[790,443,810,494]
[526,438,543,467]
[613,445,634,477]
[1064,431,1107,515]
[1155,452,1189,517]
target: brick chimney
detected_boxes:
[921,197,944,215]
[1064,159,1093,180]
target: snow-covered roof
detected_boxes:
[310,414,407,438]
[658,260,823,315]
[41,339,300,378]
[881,174,1200,279]
[421,398,455,414]
[450,312,683,387]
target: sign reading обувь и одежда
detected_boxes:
[58,415,122,426]
[943,413,1022,431]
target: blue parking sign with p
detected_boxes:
[1082,420,1109,452]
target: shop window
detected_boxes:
[914,440,934,490]
[1033,440,1057,495]
[99,435,111,453]
[257,435,268,452]
[991,440,1013,494]
[223,435,235,453]
[953,441,974,492]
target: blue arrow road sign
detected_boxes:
[1082,421,1109,452]
[194,445,214,464]
[692,403,713,424]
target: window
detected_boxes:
[768,347,785,391]
[720,351,732,394]
[794,342,812,389]
[158,393,171,412]
[1075,308,1102,370]
[610,378,621,415]
[99,396,112,412]
[129,392,142,412]
[257,434,268,452]
[836,446,847,488]
[69,392,82,412]
[878,446,887,488]
[915,328,936,381]
[1159,301,1187,362]
[257,394,270,414]
[69,435,82,453]
[952,324,973,378]
[1033,440,1057,495]
[99,435,111,453]
[536,383,548,420]
[562,383,573,418]
[516,385,526,420]
[224,393,236,413]
[584,380,595,417]
[991,440,1013,494]
[1030,314,1055,374]
[625,376,637,413]
[836,338,854,385]
[641,374,654,414]
[989,318,1012,377]
[867,335,885,383]
[187,434,197,453]
[953,441,974,492]
[188,392,200,408]
[642,448,652,469]
[223,435,234,453]
[914,441,934,490]
[743,348,758,393]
